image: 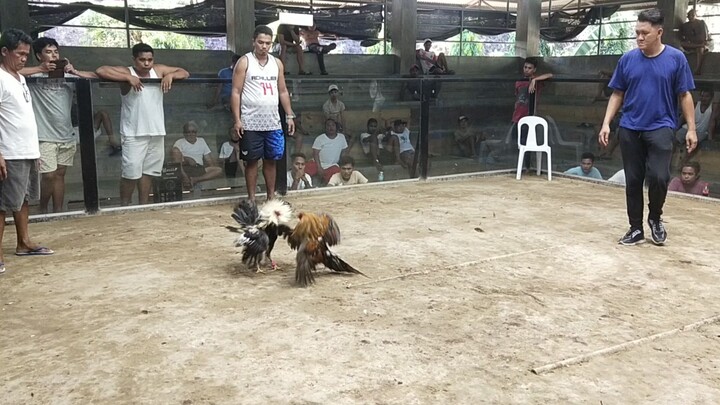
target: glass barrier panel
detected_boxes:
[26,77,86,216]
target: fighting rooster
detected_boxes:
[227,199,293,272]
[287,212,367,287]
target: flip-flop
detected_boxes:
[0,262,5,274]
[15,246,54,256]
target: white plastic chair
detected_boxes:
[545,115,583,162]
[516,116,552,181]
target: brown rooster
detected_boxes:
[286,212,367,287]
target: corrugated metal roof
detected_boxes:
[258,0,661,13]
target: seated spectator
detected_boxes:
[607,169,626,186]
[415,39,453,75]
[401,64,439,101]
[564,152,603,179]
[287,152,313,190]
[328,156,369,186]
[387,119,415,172]
[454,115,491,159]
[305,119,348,185]
[668,161,710,196]
[679,10,711,75]
[360,118,383,168]
[276,24,309,75]
[218,126,243,178]
[300,25,336,75]
[324,84,347,132]
[172,121,222,189]
[93,110,122,156]
[674,89,716,165]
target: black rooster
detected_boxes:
[227,199,293,272]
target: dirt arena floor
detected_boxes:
[2,174,720,404]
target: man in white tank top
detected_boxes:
[96,43,189,206]
[675,89,717,164]
[230,25,296,202]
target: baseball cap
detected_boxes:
[458,115,468,122]
[423,38,432,44]
[328,84,339,92]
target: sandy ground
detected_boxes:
[2,175,720,404]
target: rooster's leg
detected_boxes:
[255,262,265,273]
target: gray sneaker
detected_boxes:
[618,228,645,245]
[647,218,667,245]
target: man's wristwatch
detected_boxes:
[286,113,296,121]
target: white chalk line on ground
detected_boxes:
[345,244,565,289]
[531,313,720,375]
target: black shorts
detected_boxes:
[241,129,285,161]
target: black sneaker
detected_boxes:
[647,218,667,245]
[618,228,645,245]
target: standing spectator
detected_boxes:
[219,126,243,178]
[668,161,709,196]
[20,37,97,213]
[276,24,309,75]
[415,39,452,75]
[172,120,223,189]
[679,10,711,75]
[230,25,295,202]
[306,118,347,185]
[0,28,55,273]
[287,152,313,190]
[96,43,189,206]
[674,89,716,164]
[207,53,240,110]
[300,25,336,76]
[563,152,603,179]
[327,156,369,186]
[599,8,697,246]
[511,58,553,171]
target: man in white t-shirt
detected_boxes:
[0,29,56,272]
[327,156,369,186]
[306,118,348,185]
[20,37,97,213]
[96,43,189,205]
[388,119,415,171]
[287,152,313,190]
[172,121,222,189]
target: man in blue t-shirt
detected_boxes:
[207,54,240,110]
[599,8,697,247]
[564,152,603,180]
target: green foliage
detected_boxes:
[539,39,552,57]
[364,40,389,55]
[449,30,485,56]
[599,25,630,55]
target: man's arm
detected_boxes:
[598,90,625,147]
[154,64,189,93]
[680,91,698,152]
[275,58,295,135]
[95,65,133,81]
[230,56,248,136]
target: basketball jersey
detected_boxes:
[120,67,165,137]
[241,52,281,131]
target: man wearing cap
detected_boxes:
[454,115,481,158]
[323,84,346,132]
[416,39,452,75]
